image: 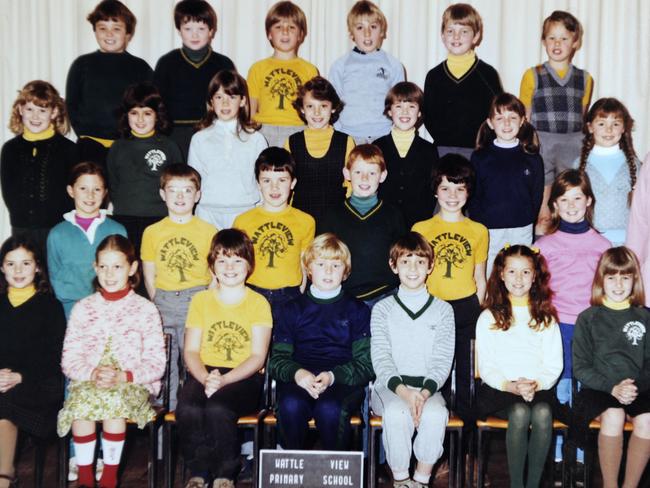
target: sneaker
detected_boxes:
[211,479,235,488]
[95,458,104,481]
[68,457,78,482]
[393,479,411,488]
[184,477,206,488]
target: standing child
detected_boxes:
[520,10,593,235]
[154,0,235,160]
[476,245,563,488]
[141,164,217,410]
[627,152,650,306]
[177,229,272,488]
[423,3,502,159]
[576,98,638,246]
[57,235,165,488]
[66,0,153,167]
[329,0,405,145]
[0,236,66,488]
[1,80,77,250]
[536,169,610,470]
[371,232,455,488]
[374,82,439,228]
[572,247,650,488]
[469,93,544,274]
[247,1,319,147]
[107,82,182,256]
[412,154,487,421]
[285,76,355,223]
[269,233,373,450]
[233,147,315,309]
[189,70,267,229]
[319,144,406,304]
[47,162,127,319]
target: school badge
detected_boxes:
[623,321,646,346]
[145,149,166,171]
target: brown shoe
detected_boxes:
[211,479,235,488]
[184,477,206,488]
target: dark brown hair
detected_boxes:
[197,70,259,136]
[254,147,296,179]
[0,236,51,294]
[475,93,540,154]
[547,169,596,233]
[485,245,557,331]
[292,76,344,125]
[389,232,434,269]
[118,82,170,137]
[93,234,141,290]
[207,229,255,279]
[174,0,217,31]
[579,98,637,204]
[591,247,645,307]
[383,82,424,129]
[431,153,474,196]
[68,161,108,188]
[87,0,137,35]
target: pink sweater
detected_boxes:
[627,152,650,306]
[536,229,610,324]
[61,291,166,394]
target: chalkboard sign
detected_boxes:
[259,449,363,488]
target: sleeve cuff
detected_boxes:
[388,376,403,393]
[500,380,511,392]
[125,371,134,383]
[421,379,438,396]
[327,371,335,386]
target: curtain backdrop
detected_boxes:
[1,0,648,239]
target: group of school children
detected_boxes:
[0,0,649,487]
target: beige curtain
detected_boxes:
[1,0,649,238]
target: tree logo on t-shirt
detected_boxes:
[623,321,646,346]
[144,149,166,171]
[251,222,295,268]
[160,237,200,283]
[264,68,302,110]
[207,320,251,362]
[431,232,472,279]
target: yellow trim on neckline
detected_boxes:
[603,297,631,310]
[23,125,55,142]
[131,129,155,139]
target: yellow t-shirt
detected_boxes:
[233,206,315,289]
[247,57,319,126]
[519,66,593,108]
[141,216,217,291]
[412,215,488,301]
[186,288,272,368]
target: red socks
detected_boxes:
[99,431,126,488]
[72,432,97,487]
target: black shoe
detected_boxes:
[572,462,585,487]
[553,461,563,487]
[239,456,253,482]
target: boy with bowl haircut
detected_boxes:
[154,0,235,160]
[329,0,405,144]
[141,164,217,410]
[233,147,315,309]
[319,144,406,305]
[374,82,439,228]
[371,232,455,488]
[66,0,153,167]
[423,3,502,159]
[247,1,319,147]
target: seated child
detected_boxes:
[107,82,183,255]
[233,147,315,308]
[154,0,235,159]
[57,235,166,488]
[66,0,153,167]
[423,3,502,159]
[47,162,127,318]
[371,232,455,488]
[285,76,355,223]
[374,82,439,228]
[319,144,406,305]
[269,233,373,450]
[329,0,405,145]
[177,229,272,488]
[189,70,267,229]
[572,247,650,488]
[141,164,217,410]
[247,1,318,147]
[0,236,66,488]
[1,80,77,251]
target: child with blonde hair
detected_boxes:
[1,80,77,249]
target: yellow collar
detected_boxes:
[509,295,529,307]
[446,51,476,78]
[131,129,155,139]
[603,297,631,310]
[8,285,36,307]
[23,125,55,142]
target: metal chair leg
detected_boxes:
[58,435,69,488]
[164,422,175,488]
[477,429,485,488]
[368,425,377,488]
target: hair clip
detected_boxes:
[530,246,540,254]
[503,243,511,250]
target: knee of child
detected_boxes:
[279,393,309,417]
[530,402,553,428]
[632,413,650,437]
[312,396,343,420]
[204,398,236,422]
[600,408,626,434]
[383,401,412,425]
[508,402,532,428]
